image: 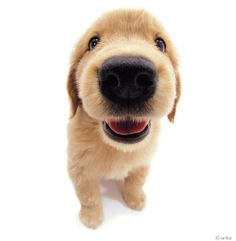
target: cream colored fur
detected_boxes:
[67,9,181,228]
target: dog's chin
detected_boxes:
[100,118,152,152]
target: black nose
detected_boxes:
[98,56,157,105]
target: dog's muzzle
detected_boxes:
[99,56,156,143]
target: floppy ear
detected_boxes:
[67,63,81,118]
[168,70,181,122]
[67,38,87,118]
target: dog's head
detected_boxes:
[68,9,181,151]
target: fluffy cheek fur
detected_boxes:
[77,63,105,121]
[78,40,177,121]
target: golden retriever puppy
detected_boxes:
[67,9,181,228]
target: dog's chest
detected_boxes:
[87,145,152,179]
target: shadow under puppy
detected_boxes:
[67,9,181,228]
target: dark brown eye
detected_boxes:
[155,37,166,52]
[88,36,100,50]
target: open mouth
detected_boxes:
[102,119,151,143]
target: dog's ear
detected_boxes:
[168,70,181,123]
[67,62,81,118]
[67,39,86,118]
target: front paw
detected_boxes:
[80,206,103,229]
[123,190,146,211]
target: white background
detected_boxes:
[0,0,235,240]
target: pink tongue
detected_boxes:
[108,120,148,135]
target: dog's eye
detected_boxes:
[88,36,100,50]
[155,37,166,52]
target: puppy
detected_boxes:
[67,9,181,228]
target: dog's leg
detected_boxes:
[74,173,103,229]
[123,165,149,211]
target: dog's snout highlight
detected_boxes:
[98,56,157,105]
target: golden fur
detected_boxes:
[67,9,181,228]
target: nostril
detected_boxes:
[105,73,120,87]
[135,72,154,87]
